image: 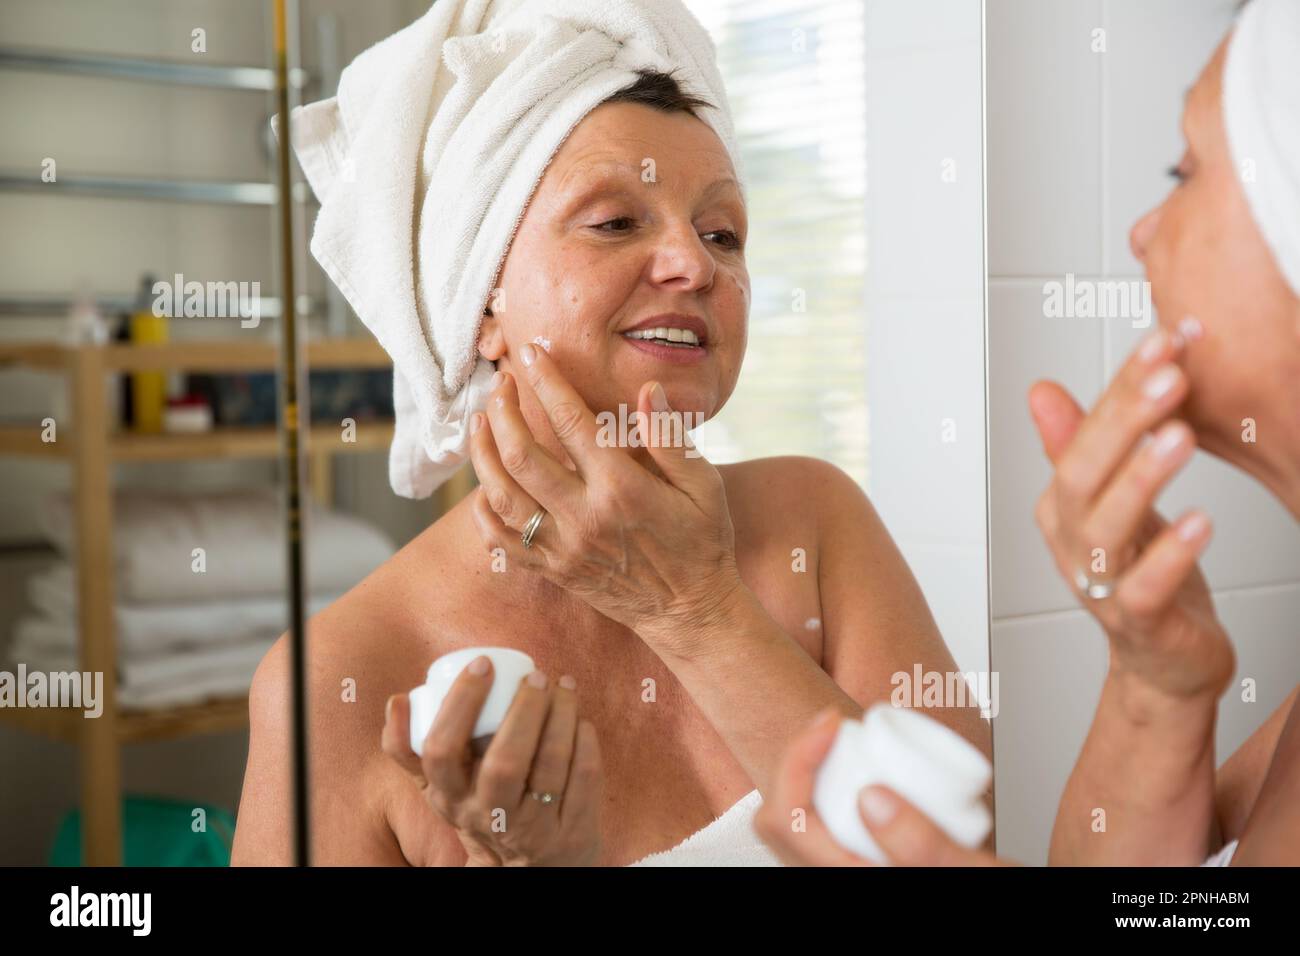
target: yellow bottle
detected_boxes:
[129,275,167,433]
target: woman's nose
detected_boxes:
[1129,205,1161,263]
[653,223,717,290]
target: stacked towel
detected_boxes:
[8,489,395,711]
[10,619,274,710]
[23,563,342,654]
[37,488,393,603]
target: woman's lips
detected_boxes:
[619,334,709,365]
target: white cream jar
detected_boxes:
[408,647,536,755]
[812,702,992,863]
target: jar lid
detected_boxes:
[862,703,991,800]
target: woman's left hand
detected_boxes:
[467,342,746,656]
[754,708,1009,867]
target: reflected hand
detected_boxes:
[381,657,603,866]
[1028,327,1234,702]
[466,342,746,657]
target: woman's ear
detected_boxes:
[478,308,506,362]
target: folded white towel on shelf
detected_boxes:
[24,562,342,654]
[8,625,273,701]
[115,674,251,711]
[628,789,783,867]
[286,0,742,498]
[8,608,296,665]
[39,488,393,603]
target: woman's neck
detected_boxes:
[436,492,625,630]
[1198,424,1300,521]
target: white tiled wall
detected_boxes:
[987,0,1300,864]
[865,0,988,680]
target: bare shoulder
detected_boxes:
[716,453,859,496]
[1216,684,1300,843]
[232,528,448,865]
[716,455,893,567]
[717,454,871,530]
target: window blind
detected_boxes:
[684,0,869,486]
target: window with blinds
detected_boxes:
[684,0,869,486]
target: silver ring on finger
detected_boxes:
[1074,567,1115,600]
[527,789,558,805]
[521,508,547,550]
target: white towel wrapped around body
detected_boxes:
[628,789,783,866]
[286,0,744,498]
[1222,0,1300,297]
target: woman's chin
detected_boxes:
[595,373,715,416]
[642,388,715,423]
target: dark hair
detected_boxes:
[602,67,716,118]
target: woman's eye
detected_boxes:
[592,217,635,233]
[705,229,742,250]
[1166,154,1193,184]
[590,219,741,250]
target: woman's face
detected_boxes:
[1128,36,1300,480]
[478,100,750,457]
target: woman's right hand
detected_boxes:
[1028,326,1234,702]
[756,708,1008,866]
[466,343,748,661]
[381,657,604,866]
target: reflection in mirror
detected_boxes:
[986,0,1300,869]
[0,0,991,872]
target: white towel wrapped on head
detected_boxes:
[1223,0,1300,297]
[286,0,744,498]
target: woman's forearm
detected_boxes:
[643,583,861,797]
[1049,666,1219,865]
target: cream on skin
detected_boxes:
[476,99,751,476]
[232,88,985,865]
[460,98,990,854]
[1129,39,1300,516]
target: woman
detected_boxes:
[231,2,986,866]
[759,0,1300,865]
[473,0,1300,867]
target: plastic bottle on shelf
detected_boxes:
[128,274,167,433]
[64,285,110,346]
[51,286,119,429]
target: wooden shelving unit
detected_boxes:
[0,337,392,865]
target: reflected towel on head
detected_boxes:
[1223,0,1300,297]
[285,0,744,498]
